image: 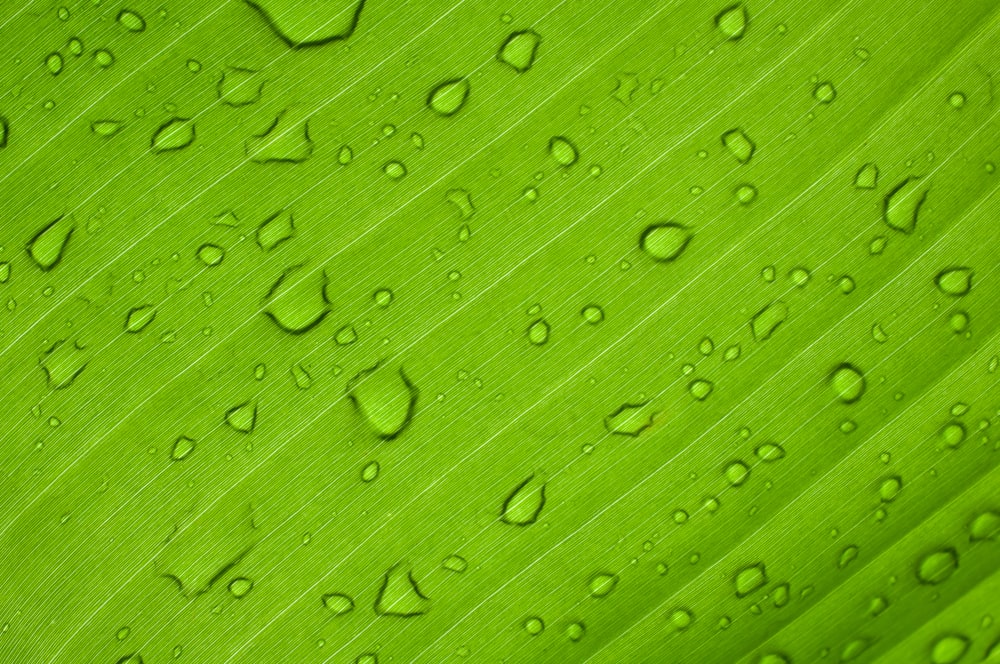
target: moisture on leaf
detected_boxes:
[500,474,546,526]
[218,66,265,106]
[427,78,470,116]
[604,401,657,437]
[26,214,74,271]
[498,30,541,72]
[346,362,418,439]
[246,110,313,163]
[244,0,366,48]
[374,563,430,617]
[262,264,330,334]
[151,118,196,152]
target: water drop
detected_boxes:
[758,654,791,664]
[871,323,888,343]
[427,78,470,116]
[715,3,748,40]
[772,582,790,607]
[838,275,856,294]
[116,626,131,640]
[91,120,123,136]
[935,267,973,296]
[814,81,836,103]
[347,362,418,439]
[27,214,74,271]
[228,577,252,598]
[689,379,713,400]
[374,563,430,617]
[373,288,393,308]
[931,634,970,664]
[830,363,865,403]
[46,53,63,75]
[290,363,312,389]
[501,474,546,526]
[117,8,146,31]
[722,128,755,163]
[383,161,407,179]
[939,421,966,449]
[445,189,475,219]
[725,460,750,486]
[750,300,788,341]
[151,118,195,152]
[699,337,714,355]
[883,176,928,234]
[523,616,544,635]
[916,548,958,585]
[0,262,8,283]
[171,436,195,461]
[94,49,115,68]
[854,163,878,189]
[335,325,358,346]
[187,59,201,72]
[246,110,313,163]
[322,593,355,616]
[840,638,871,661]
[527,318,550,345]
[969,510,1000,541]
[197,243,224,266]
[640,222,692,262]
[124,304,156,333]
[734,562,767,597]
[669,608,693,631]
[604,401,656,437]
[244,0,364,47]
[581,304,604,324]
[755,442,785,462]
[217,67,264,106]
[338,145,353,164]
[498,30,541,72]
[442,554,467,573]
[948,92,966,109]
[588,571,619,598]
[878,475,902,502]
[736,183,758,204]
[566,621,585,641]
[549,136,578,167]
[838,545,859,568]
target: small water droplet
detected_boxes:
[689,378,713,400]
[878,475,902,502]
[498,30,541,72]
[640,222,692,262]
[969,510,1000,542]
[871,323,888,343]
[374,563,430,617]
[735,183,758,204]
[581,304,604,324]
[604,401,657,437]
[527,318,550,345]
[669,608,693,631]
[224,400,257,434]
[916,548,959,585]
[939,421,966,449]
[588,571,619,598]
[46,53,64,75]
[722,128,755,164]
[217,67,264,106]
[838,275,856,294]
[338,145,353,165]
[171,436,195,461]
[883,176,928,234]
[789,267,810,287]
[813,81,836,103]
[321,593,355,616]
[734,562,767,597]
[501,474,546,526]
[151,118,195,152]
[565,621,585,641]
[228,577,253,598]
[549,136,578,167]
[830,363,865,403]
[948,92,966,109]
[750,300,788,341]
[427,78,470,116]
[383,160,407,179]
[725,460,750,486]
[117,9,146,31]
[124,304,156,332]
[442,554,467,573]
[27,214,74,271]
[373,288,393,308]
[94,49,115,68]
[854,163,879,189]
[715,3,748,40]
[755,442,785,462]
[935,267,973,296]
[523,616,544,635]
[196,243,224,266]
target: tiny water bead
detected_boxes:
[813,81,836,103]
[523,616,544,635]
[948,91,966,108]
[588,571,619,597]
[581,304,604,324]
[383,161,407,179]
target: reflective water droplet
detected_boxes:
[549,136,578,167]
[338,145,353,164]
[871,323,888,343]
[758,654,791,664]
[736,183,758,204]
[151,118,195,152]
[335,324,358,346]
[187,58,201,72]
[673,509,688,524]
[197,243,225,266]
[171,436,195,461]
[373,288,393,308]
[523,616,544,635]
[291,363,312,389]
[604,401,656,437]
[883,176,928,234]
[124,304,156,333]
[948,310,970,334]
[501,474,546,526]
[346,362,418,439]
[854,163,878,189]
[0,262,9,283]
[427,78,469,116]
[27,214,74,271]
[498,30,541,72]
[868,595,888,616]
[91,119,123,136]
[838,275,856,294]
[830,363,865,403]
[725,460,750,486]
[814,81,836,103]
[715,3,748,40]
[772,582,790,607]
[669,608,693,631]
[58,6,70,20]
[39,339,89,389]
[383,160,407,179]
[699,337,714,355]
[878,475,902,502]
[589,571,619,598]
[640,222,692,262]
[581,304,604,324]
[217,67,264,106]
[838,545,859,569]
[442,554,467,573]
[411,132,424,149]
[256,209,294,251]
[355,654,377,664]
[374,563,430,617]
[360,460,380,482]
[939,421,966,449]
[566,621,585,641]
[755,442,785,462]
[948,92,966,109]
[916,548,959,585]
[969,510,1000,542]
[840,638,871,661]
[930,634,969,664]
[689,378,713,400]
[263,265,329,334]
[94,49,115,68]
[722,128,755,163]
[734,562,767,597]
[116,626,131,641]
[527,318,550,345]
[117,9,146,32]
[724,344,741,361]
[46,52,63,75]
[0,116,7,148]
[935,267,973,296]
[115,654,143,664]
[788,267,810,288]
[244,0,364,47]
[225,400,257,434]
[246,111,313,163]
[458,224,471,241]
[228,577,252,598]
[750,300,788,341]
[445,189,475,219]
[321,593,355,616]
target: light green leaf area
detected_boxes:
[0,0,998,663]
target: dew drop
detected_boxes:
[969,510,1000,542]
[527,318,550,345]
[736,183,758,204]
[565,621,585,641]
[689,379,713,401]
[854,163,878,189]
[878,476,902,502]
[935,267,973,296]
[725,460,750,487]
[813,81,836,103]
[498,30,541,72]
[124,304,156,333]
[151,118,195,152]
[383,161,407,179]
[916,548,959,585]
[581,304,604,324]
[246,110,313,163]
[722,128,755,164]
[604,401,656,437]
[501,474,546,526]
[838,545,859,569]
[347,362,418,439]
[948,92,966,109]
[588,571,619,598]
[374,563,430,617]
[217,67,264,107]
[549,136,578,167]
[94,49,115,68]
[669,608,693,631]
[931,634,970,664]
[27,214,74,271]
[224,400,257,434]
[197,243,224,266]
[640,222,692,262]
[46,53,64,75]
[883,176,928,234]
[427,78,470,116]
[755,442,785,462]
[228,577,252,598]
[244,0,364,47]
[171,436,195,461]
[750,300,788,341]
[373,288,394,308]
[91,120,123,136]
[734,562,767,597]
[523,616,544,635]
[715,3,748,40]
[321,593,355,616]
[830,363,865,403]
[442,554,467,573]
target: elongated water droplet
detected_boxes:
[117,9,146,31]
[383,161,407,179]
[46,52,64,75]
[374,563,430,617]
[124,304,156,332]
[722,128,755,163]
[360,460,379,482]
[916,548,958,584]
[27,214,74,271]
[841,638,871,661]
[830,363,865,403]
[498,30,541,72]
[640,222,692,262]
[94,49,115,68]
[581,304,604,324]
[501,474,546,525]
[346,362,418,439]
[931,634,970,664]
[91,120,123,136]
[750,300,788,341]
[446,189,475,219]
[758,654,791,664]
[228,577,252,598]
[715,4,748,40]
[566,622,586,641]
[218,67,264,106]
[755,442,785,462]
[883,176,928,234]
[838,545,859,568]
[604,401,656,437]
[442,554,467,573]
[689,379,713,400]
[588,571,619,598]
[39,339,89,389]
[171,436,195,461]
[969,510,1000,541]
[244,0,364,47]
[257,210,295,251]
[854,163,878,189]
[427,78,469,116]
[246,111,313,163]
[322,593,355,616]
[772,583,790,608]
[224,401,257,433]
[734,563,767,597]
[263,265,329,334]
[935,267,973,296]
[151,118,195,152]
[549,136,578,167]
[878,476,902,502]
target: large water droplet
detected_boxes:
[878,476,902,502]
[225,400,258,433]
[527,318,550,345]
[916,548,958,585]
[854,163,878,189]
[548,136,578,167]
[969,510,1000,542]
[228,577,253,598]
[750,300,788,341]
[245,0,364,47]
[46,52,64,75]
[830,363,865,403]
[725,460,750,486]
[640,222,692,262]
[501,474,546,526]
[588,571,619,598]
[374,563,430,617]
[722,128,755,163]
[262,265,329,334]
[427,78,469,116]
[124,304,156,333]
[931,634,970,664]
[935,267,973,296]
[246,111,313,163]
[689,378,713,400]
[498,30,541,72]
[91,119,123,136]
[346,362,418,439]
[39,339,89,389]
[715,4,748,40]
[151,118,195,152]
[754,442,785,462]
[669,608,693,631]
[734,562,767,597]
[117,9,146,32]
[257,209,295,251]
[322,593,355,616]
[604,401,656,437]
[171,436,195,461]
[883,176,928,234]
[197,243,225,266]
[27,214,74,271]
[218,67,264,106]
[445,189,475,219]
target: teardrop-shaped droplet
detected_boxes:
[883,176,928,234]
[854,163,878,189]
[171,436,195,461]
[734,562,767,597]
[548,136,578,167]
[501,474,546,526]
[117,9,146,31]
[715,4,748,40]
[151,118,195,152]
[26,214,74,271]
[427,78,470,117]
[916,548,959,585]
[322,592,355,616]
[588,571,619,598]
[935,267,973,296]
[640,222,692,262]
[124,304,156,333]
[374,563,430,617]
[346,363,418,440]
[498,30,541,72]
[225,400,258,434]
[969,510,1000,542]
[527,318,550,345]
